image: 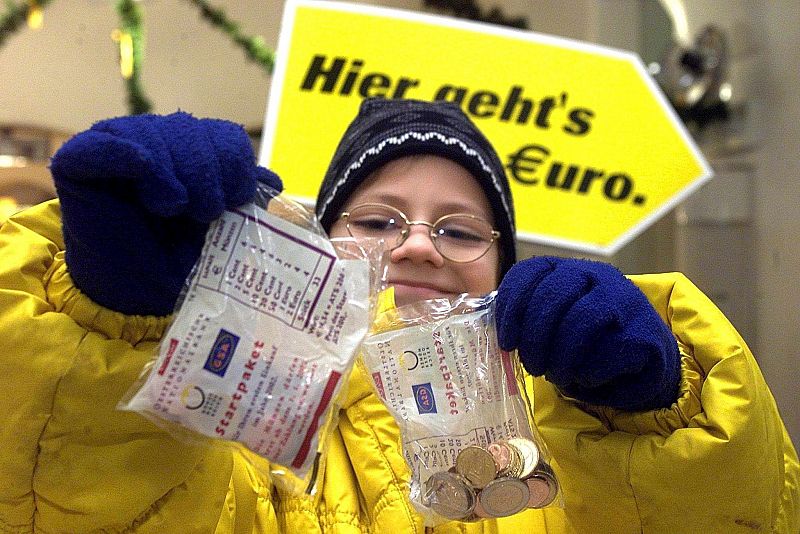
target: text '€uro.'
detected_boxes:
[506,144,647,206]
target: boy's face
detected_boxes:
[329,155,501,307]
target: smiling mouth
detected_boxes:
[390,280,448,292]
[389,281,454,305]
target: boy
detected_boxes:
[0,102,796,533]
[312,98,799,533]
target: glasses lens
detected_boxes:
[433,215,496,262]
[345,204,406,249]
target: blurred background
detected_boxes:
[1,0,797,447]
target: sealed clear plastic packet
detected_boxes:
[360,292,563,525]
[118,183,386,494]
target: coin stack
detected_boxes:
[422,437,559,520]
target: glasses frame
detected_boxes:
[340,202,500,263]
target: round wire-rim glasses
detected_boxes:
[339,203,500,263]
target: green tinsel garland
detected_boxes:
[0,0,54,47]
[0,0,274,115]
[116,0,152,115]
[187,0,274,74]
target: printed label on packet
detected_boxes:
[125,203,370,474]
[361,309,532,476]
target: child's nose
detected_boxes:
[390,224,445,267]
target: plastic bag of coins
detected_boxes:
[119,187,388,495]
[360,292,562,525]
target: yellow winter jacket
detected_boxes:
[0,200,797,534]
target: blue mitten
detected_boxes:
[495,256,680,411]
[51,111,282,317]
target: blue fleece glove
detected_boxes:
[495,256,681,411]
[50,111,282,317]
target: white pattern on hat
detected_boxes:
[317,130,515,233]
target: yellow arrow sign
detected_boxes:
[260,0,711,255]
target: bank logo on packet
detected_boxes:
[203,329,240,377]
[412,383,437,414]
[119,201,375,478]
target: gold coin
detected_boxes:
[501,440,524,478]
[507,437,540,479]
[478,477,530,517]
[423,471,476,520]
[455,446,498,489]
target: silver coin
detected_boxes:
[507,437,540,479]
[423,471,476,520]
[478,477,530,517]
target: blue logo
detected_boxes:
[203,329,240,377]
[412,383,437,414]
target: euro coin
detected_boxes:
[507,437,540,479]
[478,477,530,517]
[472,495,491,518]
[500,440,524,478]
[525,475,556,508]
[487,441,512,473]
[528,462,559,508]
[455,446,498,489]
[423,471,476,520]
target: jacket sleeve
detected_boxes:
[0,201,77,532]
[536,272,798,534]
[0,201,278,534]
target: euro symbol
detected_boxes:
[404,350,419,371]
[181,385,205,410]
[506,144,550,185]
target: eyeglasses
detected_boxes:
[340,203,500,263]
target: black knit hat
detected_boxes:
[316,98,517,277]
